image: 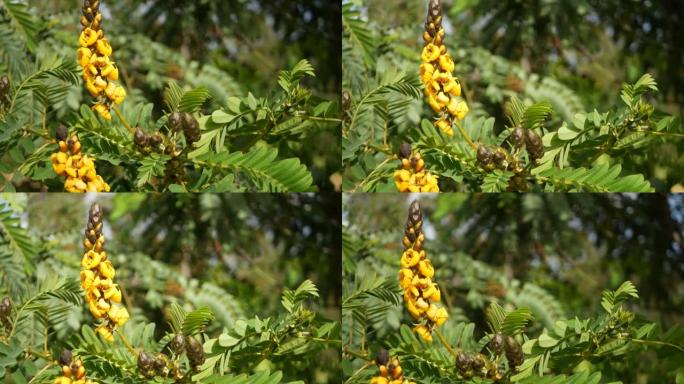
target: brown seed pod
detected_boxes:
[134,128,149,149]
[399,142,412,159]
[149,132,163,148]
[168,112,183,133]
[170,333,185,354]
[342,90,351,112]
[488,333,504,355]
[476,145,493,166]
[472,353,486,371]
[153,353,168,374]
[186,336,205,368]
[56,125,69,142]
[376,348,389,366]
[525,130,544,162]
[137,351,155,377]
[0,74,10,99]
[456,352,472,372]
[510,126,525,148]
[59,349,72,366]
[182,113,201,144]
[504,336,524,368]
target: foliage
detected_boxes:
[341,0,683,192]
[342,194,684,383]
[0,194,341,383]
[0,1,340,192]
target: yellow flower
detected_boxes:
[427,95,443,113]
[438,54,455,73]
[406,297,422,319]
[100,63,118,81]
[400,249,421,268]
[414,324,433,342]
[96,325,114,342]
[82,250,101,270]
[88,300,105,318]
[447,98,469,120]
[85,286,100,304]
[419,62,434,84]
[399,268,414,289]
[434,119,453,136]
[95,38,112,56]
[80,270,95,290]
[421,44,440,63]
[77,48,92,68]
[79,28,98,47]
[418,259,435,278]
[98,259,115,279]
[103,284,122,303]
[370,377,389,384]
[54,377,72,384]
[108,306,129,326]
[92,103,112,120]
[443,79,461,97]
[107,86,126,105]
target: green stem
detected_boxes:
[434,328,459,358]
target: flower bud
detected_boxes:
[510,126,525,148]
[168,112,183,132]
[170,333,185,354]
[59,349,72,366]
[376,348,389,366]
[456,352,472,372]
[504,335,524,368]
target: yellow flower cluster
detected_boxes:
[80,203,129,342]
[54,350,97,384]
[370,349,415,384]
[420,0,468,136]
[78,0,126,120]
[393,143,439,193]
[399,201,447,342]
[51,126,110,192]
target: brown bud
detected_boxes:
[399,142,412,159]
[186,336,205,368]
[489,333,504,355]
[56,125,68,142]
[510,126,525,148]
[342,90,351,112]
[153,353,168,374]
[476,145,493,166]
[525,130,544,162]
[182,113,201,144]
[168,112,183,133]
[170,333,185,354]
[504,336,524,368]
[0,75,10,97]
[59,349,72,366]
[376,348,389,366]
[134,128,149,149]
[493,148,506,164]
[137,351,154,373]
[472,353,486,370]
[456,352,472,372]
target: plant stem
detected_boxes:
[116,329,137,356]
[453,119,477,149]
[344,360,373,384]
[112,106,135,134]
[27,361,55,384]
[434,328,459,358]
